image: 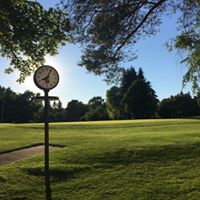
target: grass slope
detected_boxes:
[0,119,200,199]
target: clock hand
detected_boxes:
[41,76,48,81]
[41,69,52,81]
[47,69,52,76]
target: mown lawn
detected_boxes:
[0,119,200,199]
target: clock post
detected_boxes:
[33,65,59,200]
[44,89,51,200]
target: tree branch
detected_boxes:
[114,0,167,56]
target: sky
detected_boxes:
[0,0,192,107]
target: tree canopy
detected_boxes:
[1,84,200,122]
[82,96,108,121]
[123,79,158,118]
[106,86,124,120]
[106,67,158,119]
[0,0,70,82]
[158,93,199,118]
[62,0,200,89]
[65,100,88,121]
[0,86,42,122]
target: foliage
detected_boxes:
[123,79,159,118]
[62,0,170,82]
[65,100,88,121]
[49,100,65,122]
[106,67,158,119]
[0,86,42,123]
[165,0,200,92]
[15,91,42,123]
[120,67,137,93]
[61,0,200,89]
[137,67,145,80]
[158,92,200,118]
[0,0,70,82]
[0,86,17,122]
[0,119,200,199]
[106,86,124,120]
[170,31,200,92]
[81,96,109,121]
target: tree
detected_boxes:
[123,79,159,118]
[1,86,69,123]
[82,97,108,121]
[62,0,200,89]
[0,87,6,122]
[0,86,17,122]
[120,67,137,93]
[49,100,65,122]
[106,86,124,119]
[105,67,158,119]
[65,100,88,121]
[0,87,42,122]
[158,93,199,118]
[0,0,70,82]
[137,68,145,80]
[166,1,200,92]
[15,91,42,123]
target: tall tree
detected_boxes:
[62,0,200,89]
[106,86,124,119]
[49,100,65,122]
[0,87,42,122]
[15,91,42,123]
[120,67,137,93]
[123,79,159,118]
[137,68,145,80]
[105,67,158,119]
[0,86,17,122]
[65,100,88,121]
[0,0,70,82]
[82,97,108,121]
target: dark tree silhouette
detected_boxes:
[82,97,108,121]
[121,67,137,93]
[106,67,158,119]
[65,100,88,121]
[158,93,199,118]
[123,79,158,119]
[106,86,124,120]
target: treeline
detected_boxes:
[0,87,42,123]
[1,67,200,123]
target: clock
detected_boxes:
[33,65,59,91]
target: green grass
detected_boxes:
[0,119,200,199]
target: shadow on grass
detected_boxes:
[89,143,200,165]
[24,164,91,181]
[23,142,200,181]
[0,175,7,183]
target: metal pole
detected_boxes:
[44,90,51,200]
[0,99,4,123]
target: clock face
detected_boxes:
[33,65,59,90]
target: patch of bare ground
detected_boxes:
[0,145,63,165]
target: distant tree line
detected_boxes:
[158,93,200,118]
[1,67,200,123]
[0,87,42,123]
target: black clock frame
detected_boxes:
[33,65,59,91]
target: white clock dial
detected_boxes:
[34,65,59,90]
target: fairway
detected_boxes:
[0,119,200,199]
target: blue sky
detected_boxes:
[0,1,191,107]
